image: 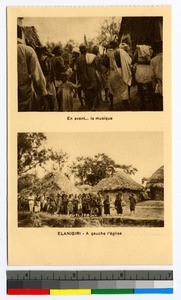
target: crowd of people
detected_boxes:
[17,25,163,112]
[18,191,137,216]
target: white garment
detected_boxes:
[150,53,163,95]
[136,45,152,62]
[29,200,34,212]
[106,49,129,101]
[62,82,74,111]
[119,49,132,86]
[85,53,96,64]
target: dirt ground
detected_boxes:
[72,86,141,112]
[18,200,164,228]
[53,85,159,112]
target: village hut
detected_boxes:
[93,171,143,205]
[18,171,80,212]
[18,172,79,199]
[18,18,42,49]
[146,166,164,200]
[119,17,163,52]
[77,184,93,194]
[23,26,42,49]
[36,172,80,196]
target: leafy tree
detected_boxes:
[96,17,120,46]
[18,173,37,193]
[18,133,49,176]
[49,150,69,171]
[119,164,138,176]
[70,153,138,186]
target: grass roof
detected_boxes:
[146,166,164,188]
[77,184,93,193]
[19,171,79,197]
[40,172,79,195]
[93,171,143,192]
[24,26,42,49]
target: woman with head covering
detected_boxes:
[103,39,132,110]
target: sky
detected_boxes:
[22,17,121,46]
[38,132,164,184]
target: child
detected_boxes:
[61,72,80,111]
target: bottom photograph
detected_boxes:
[18,131,164,228]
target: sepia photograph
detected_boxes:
[17,16,163,112]
[18,132,164,228]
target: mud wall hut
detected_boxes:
[93,171,143,205]
[146,166,164,200]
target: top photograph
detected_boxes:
[17,16,163,112]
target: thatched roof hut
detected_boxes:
[77,184,93,194]
[146,166,164,188]
[17,17,42,49]
[93,171,143,193]
[146,166,164,200]
[93,171,143,204]
[18,171,79,198]
[38,172,79,195]
[23,26,42,49]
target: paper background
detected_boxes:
[8,6,172,266]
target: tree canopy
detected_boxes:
[18,133,69,177]
[18,133,48,176]
[70,153,138,186]
[96,17,120,46]
[49,150,69,171]
[18,135,138,187]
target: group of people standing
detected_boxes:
[17,24,163,112]
[19,191,137,216]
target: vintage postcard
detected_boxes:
[8,6,172,265]
[17,132,164,228]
